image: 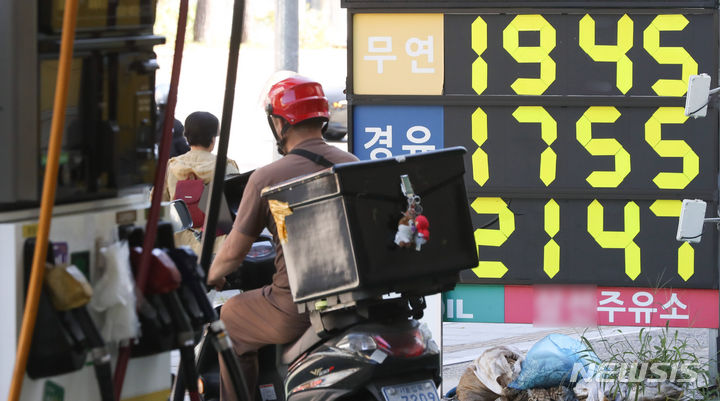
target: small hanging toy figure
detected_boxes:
[414,214,430,251]
[394,210,416,248]
[394,174,430,251]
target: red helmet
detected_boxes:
[265,76,330,125]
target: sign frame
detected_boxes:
[344,1,720,323]
[342,1,719,10]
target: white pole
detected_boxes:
[275,0,299,72]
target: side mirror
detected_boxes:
[168,200,193,233]
[677,199,707,243]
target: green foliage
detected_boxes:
[300,6,329,49]
[580,324,717,401]
[154,0,198,47]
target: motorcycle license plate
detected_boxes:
[380,380,438,401]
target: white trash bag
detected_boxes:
[89,240,140,342]
[457,346,525,401]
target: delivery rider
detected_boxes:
[207,76,358,401]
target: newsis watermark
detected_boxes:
[570,362,704,384]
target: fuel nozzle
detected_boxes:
[130,247,202,400]
[167,246,216,322]
[43,263,115,401]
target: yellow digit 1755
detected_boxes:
[645,107,699,189]
[576,106,631,188]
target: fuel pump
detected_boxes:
[44,265,115,401]
[4,1,183,400]
[22,239,87,379]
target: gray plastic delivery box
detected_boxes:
[261,147,478,304]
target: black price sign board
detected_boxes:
[446,106,717,199]
[349,2,719,289]
[457,196,718,287]
[444,13,715,97]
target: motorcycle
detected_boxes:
[164,165,453,401]
[193,237,442,401]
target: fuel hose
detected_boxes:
[7,1,79,400]
[169,249,214,401]
[113,1,190,400]
[164,291,202,401]
[162,290,200,401]
[70,308,115,401]
[198,0,244,272]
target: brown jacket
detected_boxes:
[162,149,240,252]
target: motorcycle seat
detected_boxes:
[280,327,323,365]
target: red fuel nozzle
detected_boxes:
[130,248,182,295]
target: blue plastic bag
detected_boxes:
[509,334,597,390]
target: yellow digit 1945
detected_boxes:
[579,14,633,94]
[644,15,698,96]
[503,15,556,95]
[471,16,488,95]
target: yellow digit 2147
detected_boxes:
[471,199,695,282]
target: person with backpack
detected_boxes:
[162,111,240,253]
[206,76,358,401]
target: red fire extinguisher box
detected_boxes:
[261,147,478,305]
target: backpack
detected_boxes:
[173,172,207,228]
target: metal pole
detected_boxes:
[713,3,720,381]
[709,329,718,383]
[275,0,299,71]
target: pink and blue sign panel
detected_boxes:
[444,284,719,328]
